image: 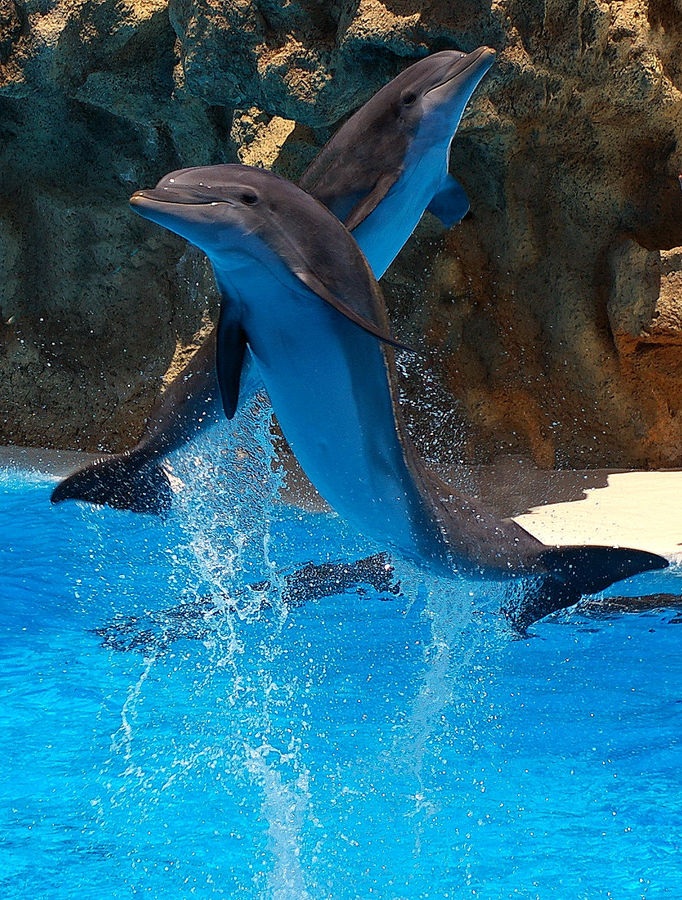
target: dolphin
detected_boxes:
[299,46,495,274]
[51,47,495,514]
[125,163,668,625]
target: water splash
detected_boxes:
[245,739,313,900]
[167,390,285,598]
[110,655,156,765]
[390,565,509,855]
[120,389,319,889]
[394,349,470,479]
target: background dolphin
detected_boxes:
[127,164,668,625]
[51,46,494,514]
[300,46,495,274]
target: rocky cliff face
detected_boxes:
[1,0,681,467]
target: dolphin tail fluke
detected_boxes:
[50,453,172,515]
[540,545,668,595]
[505,545,669,632]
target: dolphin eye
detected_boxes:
[402,92,417,106]
[241,192,258,206]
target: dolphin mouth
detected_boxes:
[424,46,495,96]
[130,188,230,207]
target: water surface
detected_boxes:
[1,409,681,899]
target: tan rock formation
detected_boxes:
[0,0,681,469]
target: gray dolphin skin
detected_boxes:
[51,46,495,514]
[126,164,667,625]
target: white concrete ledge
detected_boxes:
[0,446,105,477]
[513,470,682,564]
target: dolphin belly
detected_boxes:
[219,259,447,566]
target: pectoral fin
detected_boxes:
[294,269,415,353]
[216,307,247,419]
[343,171,400,232]
[427,175,470,228]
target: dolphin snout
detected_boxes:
[424,45,495,99]
[130,190,154,206]
[130,187,225,207]
[466,45,496,73]
[480,47,496,67]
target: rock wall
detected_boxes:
[1,0,681,467]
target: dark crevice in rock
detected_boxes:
[647,0,681,31]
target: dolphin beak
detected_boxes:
[130,191,152,207]
[129,188,212,238]
[465,46,496,68]
[130,191,184,222]
[475,46,496,64]
[426,45,496,97]
[129,191,160,214]
[453,45,496,81]
[471,46,496,80]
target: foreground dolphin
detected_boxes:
[51,47,495,514]
[125,164,668,624]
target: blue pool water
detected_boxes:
[2,407,682,898]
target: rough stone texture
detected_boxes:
[0,0,227,450]
[1,0,682,467]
